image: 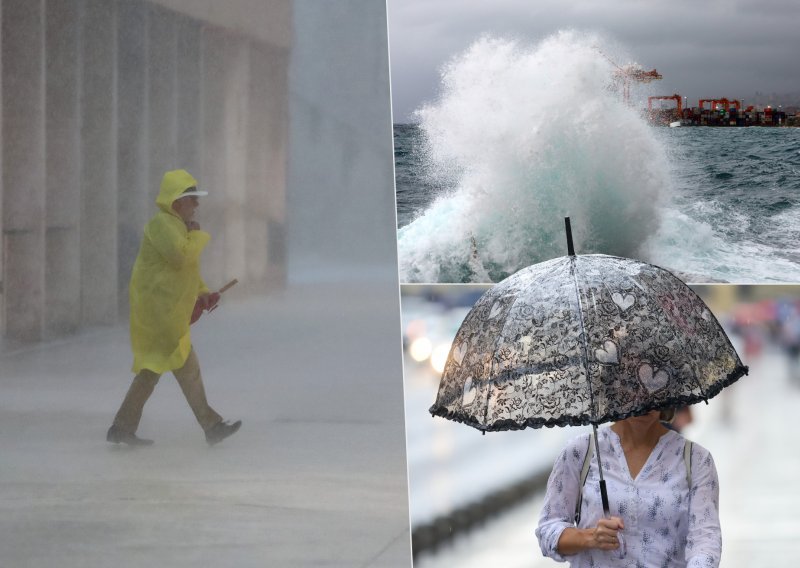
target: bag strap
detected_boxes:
[684,439,693,489]
[575,433,694,525]
[575,432,594,524]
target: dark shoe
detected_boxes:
[205,420,242,445]
[106,425,154,446]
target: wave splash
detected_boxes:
[397,31,672,283]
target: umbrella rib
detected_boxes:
[481,296,516,432]
[570,256,610,516]
[569,256,598,423]
[668,272,712,402]
[482,353,493,432]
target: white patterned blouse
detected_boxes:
[536,427,721,568]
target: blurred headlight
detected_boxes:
[430,343,451,374]
[409,337,433,362]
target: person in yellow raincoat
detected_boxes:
[107,169,241,446]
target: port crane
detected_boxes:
[595,48,662,104]
[699,98,741,112]
[648,94,683,114]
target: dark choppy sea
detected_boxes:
[395,124,800,283]
[394,33,800,284]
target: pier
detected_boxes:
[647,97,797,126]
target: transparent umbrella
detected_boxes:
[430,218,748,514]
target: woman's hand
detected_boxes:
[589,516,624,550]
[556,516,625,555]
[186,220,201,231]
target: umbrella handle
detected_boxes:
[599,479,610,517]
[592,424,611,516]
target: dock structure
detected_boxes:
[646,95,796,126]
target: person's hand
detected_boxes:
[205,292,220,311]
[197,292,220,310]
[186,220,201,231]
[589,516,624,551]
[190,298,205,325]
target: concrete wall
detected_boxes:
[45,0,81,335]
[0,0,289,342]
[2,0,46,342]
[149,0,291,49]
[80,0,118,326]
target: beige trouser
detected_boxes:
[112,348,222,433]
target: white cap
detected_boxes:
[179,187,208,197]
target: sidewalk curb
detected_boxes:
[412,468,551,559]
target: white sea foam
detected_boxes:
[643,206,800,283]
[397,31,673,283]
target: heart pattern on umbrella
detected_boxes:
[595,340,620,365]
[612,292,635,311]
[452,341,468,365]
[637,363,670,394]
[462,377,478,406]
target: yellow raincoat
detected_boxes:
[129,170,210,374]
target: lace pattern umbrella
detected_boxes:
[429,219,748,514]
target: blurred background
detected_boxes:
[402,284,800,567]
[0,2,410,566]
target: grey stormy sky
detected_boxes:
[388,0,800,122]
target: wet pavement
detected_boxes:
[0,285,412,568]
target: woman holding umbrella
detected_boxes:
[428,238,745,566]
[535,408,722,566]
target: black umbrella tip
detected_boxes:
[564,217,575,256]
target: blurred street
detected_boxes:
[403,285,800,567]
[0,285,411,568]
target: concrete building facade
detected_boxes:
[0,0,290,342]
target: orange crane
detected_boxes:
[648,94,683,114]
[699,98,741,112]
[616,66,662,104]
[595,48,663,104]
[724,98,741,112]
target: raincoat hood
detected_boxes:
[156,169,199,214]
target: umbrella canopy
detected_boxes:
[430,253,748,432]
